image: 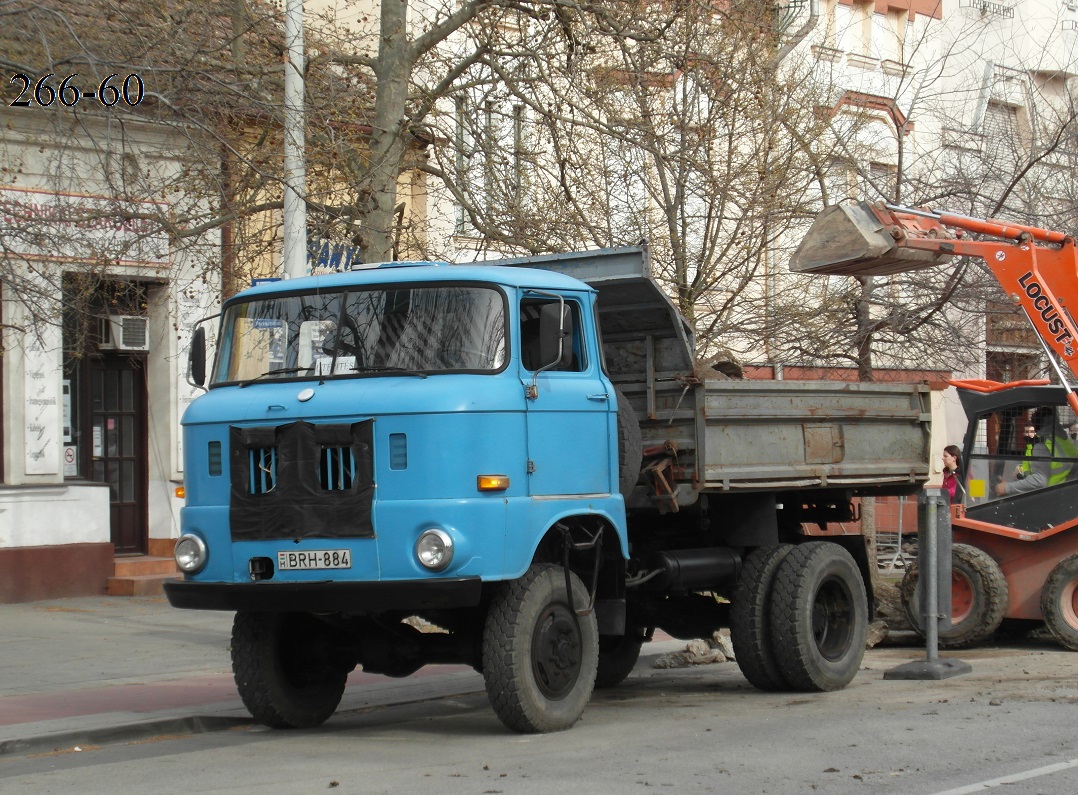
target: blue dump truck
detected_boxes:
[165,247,931,733]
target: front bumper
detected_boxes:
[163,576,483,613]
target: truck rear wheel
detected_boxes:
[594,631,644,689]
[482,564,598,732]
[231,611,348,729]
[769,542,867,692]
[1041,554,1078,651]
[900,543,1008,649]
[731,545,794,691]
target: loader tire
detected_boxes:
[614,387,643,501]
[900,543,1008,649]
[769,542,868,692]
[231,611,348,729]
[730,545,794,691]
[482,564,598,733]
[1041,554,1078,651]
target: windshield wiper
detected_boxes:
[240,366,311,387]
[351,365,429,379]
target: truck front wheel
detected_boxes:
[231,611,348,729]
[769,542,868,692]
[482,564,599,732]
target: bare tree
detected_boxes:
[773,4,1078,381]
[417,0,849,363]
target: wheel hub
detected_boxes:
[812,576,854,662]
[1062,579,1078,630]
[531,603,582,700]
[951,571,975,623]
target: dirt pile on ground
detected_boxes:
[875,575,913,632]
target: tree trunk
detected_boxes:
[861,496,878,595]
[361,0,412,263]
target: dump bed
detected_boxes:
[658,378,930,495]
[492,246,932,503]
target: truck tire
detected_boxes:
[594,631,644,689]
[900,543,1008,649]
[482,563,599,733]
[231,611,347,729]
[1041,554,1078,651]
[769,542,868,692]
[614,387,643,500]
[730,545,794,691]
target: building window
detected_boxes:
[983,101,1022,144]
[986,350,1042,383]
[822,0,839,48]
[864,161,897,202]
[883,9,908,63]
[854,1,872,56]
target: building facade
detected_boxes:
[0,105,217,602]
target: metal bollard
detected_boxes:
[917,489,952,660]
[883,488,971,680]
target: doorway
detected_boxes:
[62,274,153,556]
[87,353,149,553]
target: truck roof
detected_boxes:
[234,263,595,300]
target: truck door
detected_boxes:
[519,295,613,496]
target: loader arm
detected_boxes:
[791,201,1078,416]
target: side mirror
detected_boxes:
[538,302,572,370]
[189,326,207,387]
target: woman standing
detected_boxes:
[942,445,963,504]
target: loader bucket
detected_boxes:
[790,202,953,276]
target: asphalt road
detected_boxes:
[2,636,1076,795]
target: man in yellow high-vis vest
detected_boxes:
[997,408,1078,496]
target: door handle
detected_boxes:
[587,393,609,401]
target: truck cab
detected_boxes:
[169,262,628,607]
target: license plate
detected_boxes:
[277,549,352,570]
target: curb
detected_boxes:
[0,714,252,758]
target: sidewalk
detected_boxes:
[0,595,241,755]
[0,595,686,757]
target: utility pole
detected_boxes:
[282,0,307,278]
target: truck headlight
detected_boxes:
[175,534,208,573]
[415,528,454,572]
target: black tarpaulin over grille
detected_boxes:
[229,420,374,540]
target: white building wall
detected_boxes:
[0,109,220,561]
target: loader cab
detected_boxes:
[956,381,1078,532]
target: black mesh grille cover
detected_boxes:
[229,420,374,540]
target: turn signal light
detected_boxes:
[477,474,510,492]
[174,486,186,499]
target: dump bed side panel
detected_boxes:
[697,380,931,493]
[622,379,930,504]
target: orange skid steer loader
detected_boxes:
[791,201,1078,651]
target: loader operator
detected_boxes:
[995,408,1078,496]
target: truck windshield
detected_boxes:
[212,284,507,385]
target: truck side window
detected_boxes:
[520,298,584,372]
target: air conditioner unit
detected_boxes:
[99,315,150,352]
